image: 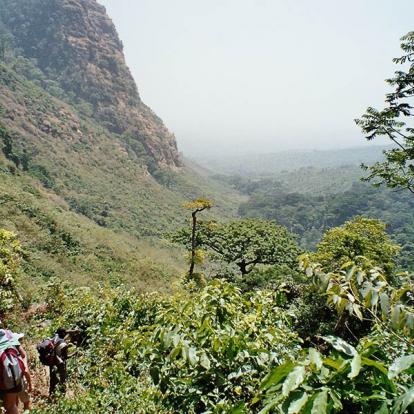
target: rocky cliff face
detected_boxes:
[0,0,180,168]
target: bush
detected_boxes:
[37,280,300,413]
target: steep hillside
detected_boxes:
[0,0,242,297]
[0,0,241,238]
[0,157,184,300]
[0,0,179,167]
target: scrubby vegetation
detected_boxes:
[14,218,412,413]
[2,191,412,413]
[0,1,413,412]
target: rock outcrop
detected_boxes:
[0,0,180,168]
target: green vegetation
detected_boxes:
[356,32,414,195]
[5,201,408,413]
[217,172,414,270]
[24,232,413,413]
[0,164,187,300]
[173,218,300,277]
[0,1,413,412]
[0,229,21,314]
[310,217,400,274]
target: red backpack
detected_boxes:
[0,348,25,391]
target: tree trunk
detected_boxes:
[189,211,197,278]
[237,260,248,276]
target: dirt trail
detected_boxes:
[19,345,49,412]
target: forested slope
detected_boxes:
[215,167,414,270]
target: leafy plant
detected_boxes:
[0,228,21,314]
[309,216,400,275]
[356,32,414,195]
[35,279,300,413]
[173,218,301,277]
[257,337,414,413]
[301,256,414,342]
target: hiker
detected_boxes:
[0,329,31,414]
[48,327,69,396]
[37,327,79,396]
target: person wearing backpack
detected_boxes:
[48,327,69,396]
[0,329,31,414]
[37,328,72,396]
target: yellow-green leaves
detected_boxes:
[310,217,400,275]
[182,198,213,211]
[288,392,308,414]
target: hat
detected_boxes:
[0,329,24,343]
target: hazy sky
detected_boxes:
[99,0,414,156]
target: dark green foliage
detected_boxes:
[0,123,21,167]
[356,32,414,195]
[173,218,301,277]
[234,173,414,269]
[235,264,304,293]
[28,164,55,189]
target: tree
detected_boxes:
[182,198,212,281]
[198,218,300,276]
[310,216,400,275]
[356,32,414,195]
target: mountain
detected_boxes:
[0,0,179,168]
[0,0,241,293]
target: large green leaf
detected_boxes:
[380,292,390,318]
[391,305,401,330]
[392,386,414,414]
[260,361,295,391]
[199,352,211,370]
[309,349,323,370]
[282,366,306,397]
[322,336,356,356]
[288,392,309,414]
[375,402,389,414]
[188,346,198,366]
[388,355,414,379]
[348,353,362,379]
[311,389,328,414]
[361,357,388,375]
